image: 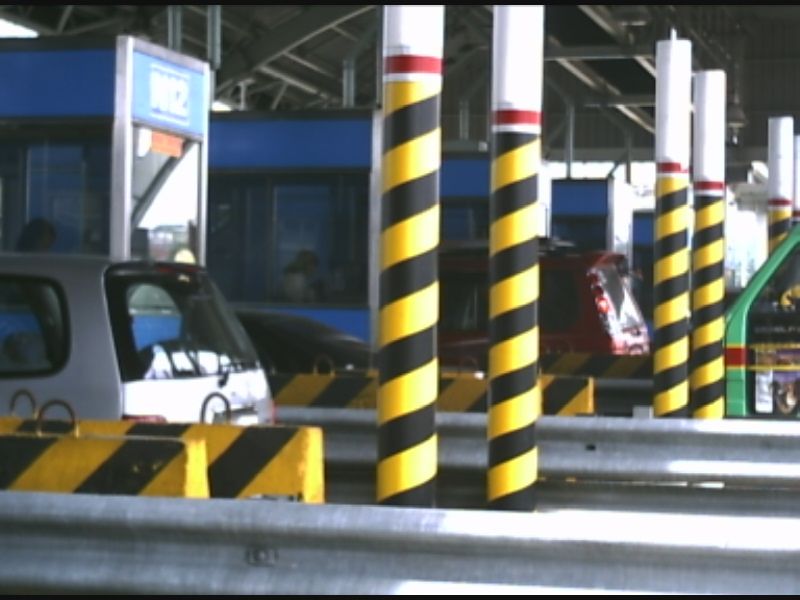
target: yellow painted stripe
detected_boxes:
[695,203,724,227]
[691,317,725,348]
[436,377,486,412]
[490,265,539,317]
[654,248,689,284]
[274,374,336,407]
[692,279,725,307]
[238,427,325,503]
[379,282,438,346]
[654,380,689,415]
[10,436,126,492]
[653,337,689,373]
[654,295,690,327]
[346,377,379,409]
[690,357,725,388]
[655,205,690,239]
[489,205,539,254]
[602,357,646,378]
[546,353,590,375]
[377,434,437,500]
[656,175,689,196]
[490,139,540,192]
[489,329,537,377]
[380,205,440,269]
[694,400,725,419]
[383,79,441,114]
[693,239,724,270]
[487,388,540,437]
[382,129,441,193]
[556,383,595,416]
[378,360,438,423]
[488,450,538,499]
[140,436,209,498]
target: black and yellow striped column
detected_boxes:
[653,35,692,418]
[376,5,443,507]
[487,5,543,511]
[767,116,794,255]
[690,70,726,419]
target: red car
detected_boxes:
[438,241,650,371]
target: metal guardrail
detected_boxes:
[3,489,800,594]
[277,407,800,511]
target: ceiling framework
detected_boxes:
[1,4,799,170]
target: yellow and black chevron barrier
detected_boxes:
[541,352,652,380]
[1,417,324,503]
[269,369,593,416]
[0,426,209,498]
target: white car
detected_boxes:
[0,253,273,425]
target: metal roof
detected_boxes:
[1,5,799,177]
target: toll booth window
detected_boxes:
[207,172,369,306]
[442,198,489,241]
[0,277,68,376]
[0,133,111,255]
[748,248,800,416]
[130,126,199,263]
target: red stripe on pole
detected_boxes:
[725,346,747,367]
[694,181,725,191]
[492,110,541,126]
[657,162,688,174]
[768,198,793,207]
[384,55,442,75]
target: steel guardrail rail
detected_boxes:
[3,489,800,594]
[276,407,800,510]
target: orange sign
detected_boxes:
[151,130,184,157]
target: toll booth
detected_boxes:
[205,111,553,343]
[726,226,800,418]
[0,36,209,263]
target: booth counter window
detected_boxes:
[130,125,199,264]
[0,129,111,255]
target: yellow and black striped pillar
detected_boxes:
[487,5,543,511]
[653,35,692,417]
[690,70,726,419]
[767,116,794,255]
[376,5,443,507]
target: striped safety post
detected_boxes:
[376,5,443,507]
[653,33,692,417]
[690,70,726,419]
[767,116,794,255]
[487,5,544,511]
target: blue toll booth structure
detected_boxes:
[205,110,553,345]
[0,36,210,263]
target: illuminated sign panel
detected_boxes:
[131,50,207,138]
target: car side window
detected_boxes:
[0,277,68,376]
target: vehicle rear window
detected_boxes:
[105,265,260,382]
[594,265,644,330]
[0,276,68,376]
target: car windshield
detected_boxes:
[106,263,260,382]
